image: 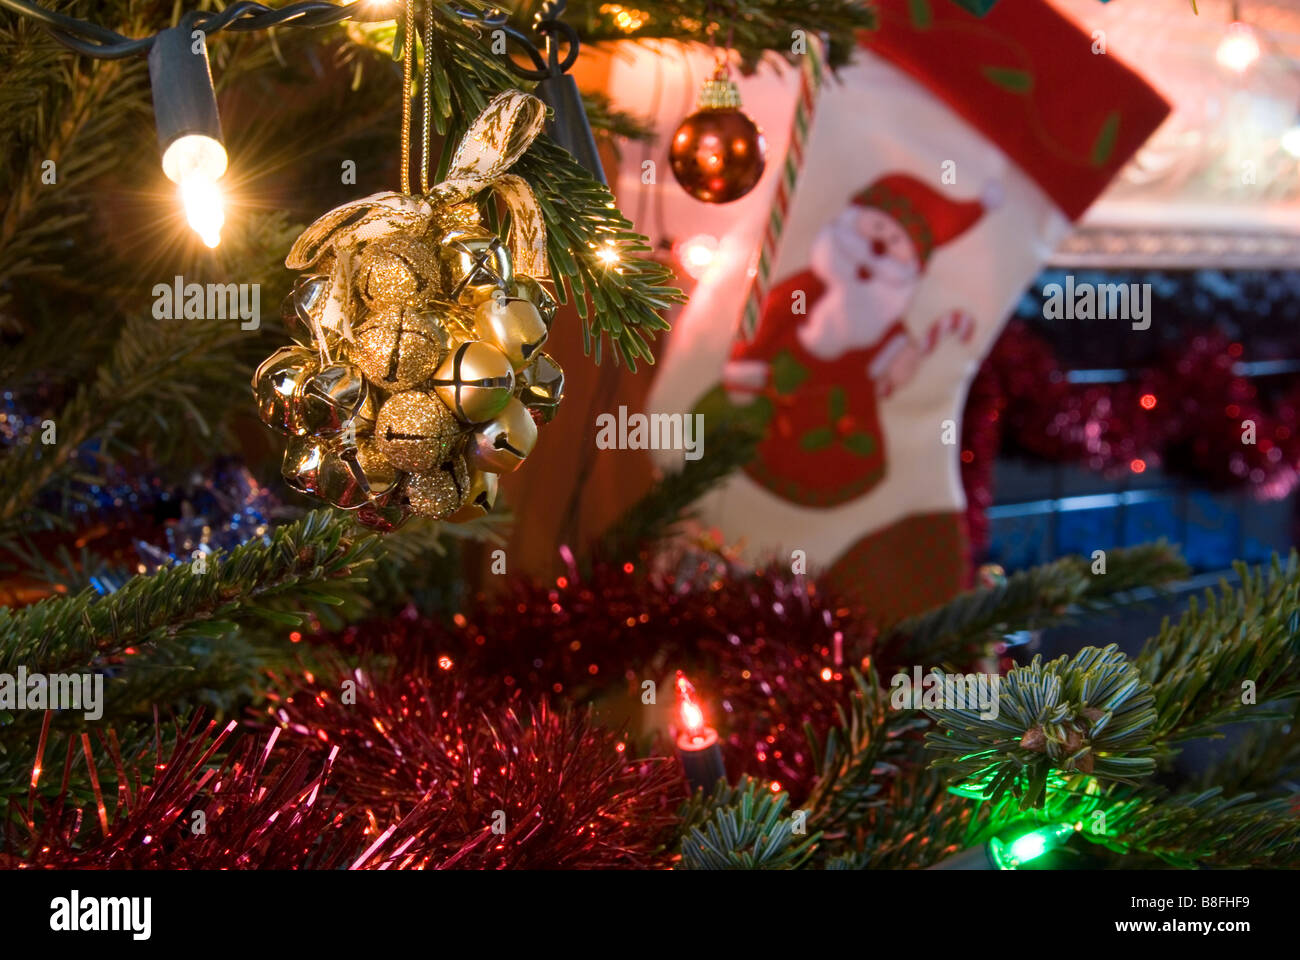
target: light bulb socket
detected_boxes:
[534,73,606,185]
[148,25,224,168]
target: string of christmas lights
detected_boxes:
[3,0,601,245]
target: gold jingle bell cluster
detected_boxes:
[252,92,564,532]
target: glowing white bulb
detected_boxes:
[1282,126,1300,158]
[162,134,228,248]
[179,173,224,248]
[674,233,719,279]
[1216,22,1260,74]
[595,242,620,267]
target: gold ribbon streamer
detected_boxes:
[286,91,550,280]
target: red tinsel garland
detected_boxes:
[6,715,361,869]
[961,322,1300,554]
[267,657,685,869]
[317,556,877,802]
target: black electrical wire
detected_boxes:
[0,0,370,58]
[0,0,582,78]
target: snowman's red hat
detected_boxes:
[851,174,996,265]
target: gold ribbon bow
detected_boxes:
[286,91,550,285]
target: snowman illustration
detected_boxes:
[708,173,995,507]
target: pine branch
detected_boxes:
[1079,786,1300,868]
[346,6,683,370]
[925,555,1300,811]
[677,775,820,869]
[856,768,998,869]
[581,90,655,152]
[0,510,378,675]
[925,644,1160,809]
[1137,554,1300,743]
[1191,703,1300,796]
[0,716,168,814]
[551,0,877,70]
[886,542,1189,665]
[597,419,760,560]
[0,212,301,533]
[802,667,928,837]
[0,3,152,318]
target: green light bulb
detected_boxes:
[1009,832,1049,863]
[990,823,1075,869]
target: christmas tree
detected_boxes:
[1,0,1298,888]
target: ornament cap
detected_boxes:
[697,72,742,111]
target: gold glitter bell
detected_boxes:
[517,351,565,422]
[430,340,516,424]
[403,454,471,519]
[437,225,513,305]
[508,275,557,329]
[253,345,319,436]
[467,396,537,473]
[356,235,442,308]
[374,389,462,472]
[349,305,453,393]
[444,467,499,522]
[473,293,548,370]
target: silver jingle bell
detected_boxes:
[472,294,548,371]
[282,274,332,340]
[466,396,538,474]
[508,275,558,329]
[253,345,318,436]
[438,226,513,305]
[298,361,369,437]
[517,351,565,422]
[430,339,516,424]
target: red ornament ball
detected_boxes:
[669,107,767,204]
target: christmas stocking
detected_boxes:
[639,0,1170,623]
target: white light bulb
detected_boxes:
[1216,22,1261,74]
[179,172,224,248]
[1282,126,1300,158]
[674,233,719,279]
[162,134,228,247]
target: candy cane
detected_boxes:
[873,310,977,398]
[740,40,825,340]
[922,309,976,353]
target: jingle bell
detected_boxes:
[281,434,330,495]
[437,225,513,305]
[430,340,516,424]
[466,396,537,473]
[517,351,565,422]
[355,438,400,497]
[472,294,548,370]
[297,361,369,437]
[253,345,318,436]
[281,273,332,341]
[443,467,499,522]
[350,304,453,392]
[374,389,462,473]
[320,437,402,509]
[508,275,558,328]
[403,455,471,519]
[355,495,411,533]
[356,235,442,308]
